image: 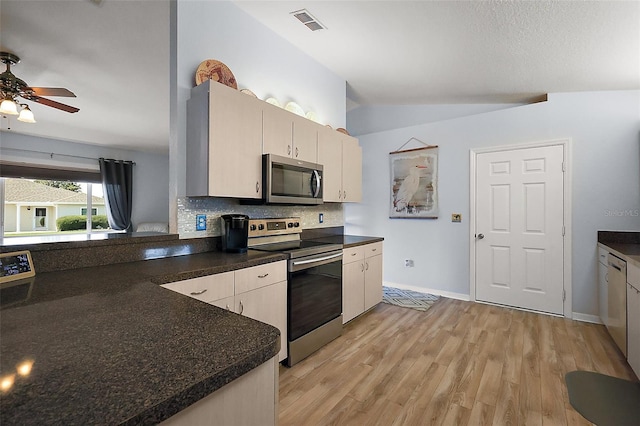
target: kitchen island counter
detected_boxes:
[0,250,286,425]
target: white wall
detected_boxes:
[171,1,346,232]
[345,90,640,317]
[0,132,170,229]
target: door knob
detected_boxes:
[477,233,485,240]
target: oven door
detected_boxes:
[288,250,342,341]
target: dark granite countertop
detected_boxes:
[0,250,286,425]
[598,231,640,268]
[307,234,384,248]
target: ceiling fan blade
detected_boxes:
[28,87,76,97]
[28,95,79,113]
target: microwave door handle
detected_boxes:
[312,170,321,198]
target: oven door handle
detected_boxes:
[292,252,342,267]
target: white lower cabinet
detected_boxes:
[628,263,640,378]
[161,261,287,362]
[161,356,278,426]
[342,242,383,324]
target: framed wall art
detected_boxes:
[389,142,438,219]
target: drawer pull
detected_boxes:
[190,289,208,296]
[351,252,357,256]
[371,248,377,252]
[258,273,269,278]
[239,300,244,315]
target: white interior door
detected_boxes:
[475,145,565,315]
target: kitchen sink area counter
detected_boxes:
[0,247,286,425]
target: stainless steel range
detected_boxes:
[248,217,343,367]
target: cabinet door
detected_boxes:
[318,128,343,202]
[343,261,365,323]
[236,281,288,362]
[627,282,640,377]
[263,103,293,158]
[209,82,263,198]
[292,115,318,163]
[364,254,383,311]
[341,136,362,203]
[598,260,608,325]
[211,295,235,312]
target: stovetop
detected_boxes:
[247,217,342,259]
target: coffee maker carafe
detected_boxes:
[220,214,249,253]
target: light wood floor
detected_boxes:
[278,298,637,426]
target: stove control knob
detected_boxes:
[258,224,265,230]
[250,224,257,231]
[294,222,300,227]
[287,222,294,228]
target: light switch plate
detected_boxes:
[451,213,462,223]
[196,214,207,231]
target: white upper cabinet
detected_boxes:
[187,80,263,198]
[187,80,359,202]
[318,127,362,203]
[262,103,318,163]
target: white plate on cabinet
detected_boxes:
[285,101,305,116]
[265,97,281,107]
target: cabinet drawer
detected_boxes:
[343,246,364,264]
[235,261,286,294]
[598,246,609,265]
[629,263,640,288]
[161,271,234,303]
[365,242,383,258]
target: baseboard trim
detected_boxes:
[383,281,470,302]
[572,312,603,324]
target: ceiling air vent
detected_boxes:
[291,9,326,31]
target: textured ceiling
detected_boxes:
[0,1,638,153]
[236,0,640,106]
[0,0,169,153]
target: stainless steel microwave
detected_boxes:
[263,154,323,205]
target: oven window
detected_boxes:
[288,259,342,340]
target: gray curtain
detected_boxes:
[99,158,134,231]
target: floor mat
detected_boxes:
[382,286,440,312]
[565,370,640,426]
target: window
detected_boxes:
[1,176,113,239]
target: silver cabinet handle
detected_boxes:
[477,234,485,240]
[258,273,269,278]
[256,181,260,193]
[351,252,357,256]
[239,300,244,315]
[225,304,231,311]
[295,147,299,157]
[288,145,291,155]
[371,248,377,252]
[605,272,608,283]
[361,263,364,272]
[190,289,207,296]
[343,190,347,200]
[339,190,342,199]
[365,262,369,271]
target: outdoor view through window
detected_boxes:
[2,177,112,239]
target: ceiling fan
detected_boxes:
[0,51,79,123]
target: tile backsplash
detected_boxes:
[177,197,344,238]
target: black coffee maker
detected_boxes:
[220,214,249,253]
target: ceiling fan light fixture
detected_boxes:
[17,104,36,123]
[0,97,18,115]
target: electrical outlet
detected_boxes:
[196,214,207,231]
[451,213,462,223]
[319,213,324,223]
[404,259,414,267]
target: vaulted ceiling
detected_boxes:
[1,1,638,153]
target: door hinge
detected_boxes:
[562,289,566,301]
[562,226,565,236]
